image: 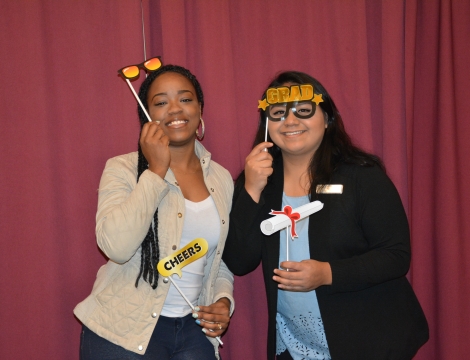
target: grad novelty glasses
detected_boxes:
[266,101,316,121]
[258,84,324,143]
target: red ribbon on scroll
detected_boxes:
[269,205,301,238]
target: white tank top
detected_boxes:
[160,196,220,317]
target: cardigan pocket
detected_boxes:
[94,266,149,337]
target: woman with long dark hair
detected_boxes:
[75,64,234,359]
[223,71,428,359]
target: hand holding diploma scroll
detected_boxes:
[260,201,323,261]
[157,238,223,345]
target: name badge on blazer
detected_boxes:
[316,184,343,194]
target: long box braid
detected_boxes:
[134,64,205,289]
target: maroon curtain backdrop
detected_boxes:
[0,0,468,359]
[405,1,470,358]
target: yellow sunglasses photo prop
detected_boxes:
[117,56,163,123]
[118,57,162,80]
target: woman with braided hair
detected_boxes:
[75,65,234,359]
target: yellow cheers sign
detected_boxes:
[157,238,208,278]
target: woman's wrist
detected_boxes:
[322,262,333,285]
[216,297,231,308]
[245,185,262,203]
[148,164,167,179]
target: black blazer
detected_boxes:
[223,157,428,359]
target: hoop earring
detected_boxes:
[196,117,205,141]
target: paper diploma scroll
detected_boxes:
[260,200,324,236]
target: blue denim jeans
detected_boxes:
[80,313,216,359]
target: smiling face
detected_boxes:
[146,72,201,146]
[268,84,327,159]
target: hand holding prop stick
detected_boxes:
[157,238,223,345]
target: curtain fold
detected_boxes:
[0,1,148,358]
[407,1,470,359]
[0,0,468,358]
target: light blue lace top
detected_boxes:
[276,193,331,359]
